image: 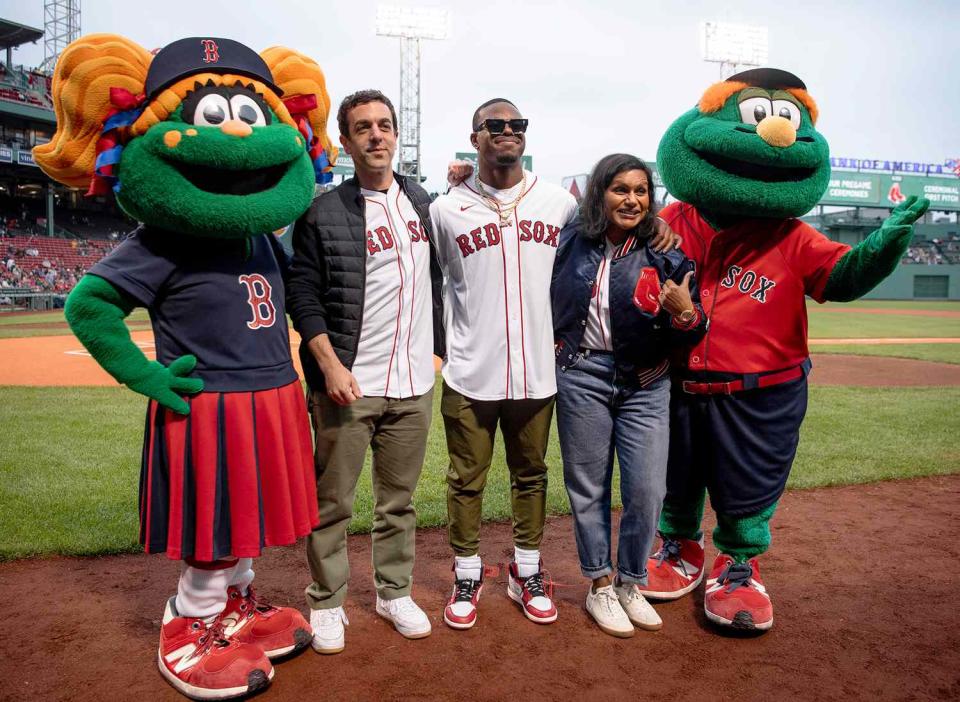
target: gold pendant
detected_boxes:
[500,217,512,228]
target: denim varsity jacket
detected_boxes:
[551,217,708,373]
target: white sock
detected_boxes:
[454,554,482,581]
[175,564,232,618]
[514,547,541,578]
[228,558,255,594]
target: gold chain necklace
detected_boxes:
[474,171,527,228]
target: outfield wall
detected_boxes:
[863,264,960,300]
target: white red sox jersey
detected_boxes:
[580,238,617,352]
[430,171,578,400]
[352,180,435,398]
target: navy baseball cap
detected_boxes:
[144,37,283,101]
[726,68,806,91]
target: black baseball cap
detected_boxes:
[144,37,282,101]
[726,68,806,91]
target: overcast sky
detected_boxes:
[4,0,959,193]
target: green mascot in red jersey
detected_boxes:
[640,68,929,632]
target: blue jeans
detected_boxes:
[556,351,670,584]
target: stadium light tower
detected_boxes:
[40,0,81,74]
[376,4,450,181]
[700,21,768,79]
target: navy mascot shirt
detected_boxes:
[89,227,297,392]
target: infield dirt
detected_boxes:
[1,474,958,701]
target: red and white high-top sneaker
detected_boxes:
[443,567,484,630]
[704,554,773,631]
[158,598,273,700]
[221,586,312,659]
[639,535,705,601]
[507,561,557,624]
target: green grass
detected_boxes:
[0,309,152,339]
[2,383,958,560]
[791,386,960,488]
[817,300,960,311]
[813,343,960,365]
[807,306,960,339]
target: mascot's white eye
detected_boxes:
[194,94,230,126]
[230,95,267,126]
[772,100,802,130]
[738,96,773,126]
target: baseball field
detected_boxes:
[1,299,958,700]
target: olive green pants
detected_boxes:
[305,390,432,610]
[441,381,555,557]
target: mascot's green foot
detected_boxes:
[704,553,773,632]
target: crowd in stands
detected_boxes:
[903,234,960,265]
[0,63,53,109]
[1,234,117,294]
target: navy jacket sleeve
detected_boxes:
[286,203,329,343]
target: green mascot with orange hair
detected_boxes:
[639,68,928,632]
[34,35,335,698]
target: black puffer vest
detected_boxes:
[286,175,445,392]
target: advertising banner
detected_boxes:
[822,172,959,211]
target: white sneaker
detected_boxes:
[615,581,663,631]
[376,595,432,639]
[585,585,634,638]
[310,606,348,654]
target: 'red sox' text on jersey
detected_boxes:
[660,202,850,374]
[430,171,578,401]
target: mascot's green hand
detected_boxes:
[823,196,931,302]
[65,274,203,414]
[127,355,204,415]
[885,195,930,228]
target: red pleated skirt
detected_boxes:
[139,380,319,562]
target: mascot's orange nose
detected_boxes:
[756,116,796,148]
[220,119,253,137]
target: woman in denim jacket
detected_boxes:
[552,154,707,637]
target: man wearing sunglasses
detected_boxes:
[429,98,578,630]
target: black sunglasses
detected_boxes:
[474,118,529,135]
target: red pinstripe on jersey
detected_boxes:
[397,187,417,396]
[365,197,405,396]
[594,252,609,349]
[513,208,528,398]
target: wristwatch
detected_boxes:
[675,308,696,323]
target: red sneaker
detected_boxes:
[221,586,312,659]
[639,535,705,601]
[704,554,773,631]
[158,598,273,700]
[507,561,557,624]
[443,569,484,630]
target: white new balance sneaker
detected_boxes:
[614,581,663,631]
[585,585,634,638]
[310,606,348,654]
[375,595,432,639]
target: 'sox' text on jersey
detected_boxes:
[238,273,276,329]
[719,264,777,303]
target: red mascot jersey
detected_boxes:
[660,202,850,374]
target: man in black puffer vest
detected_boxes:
[287,90,444,654]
